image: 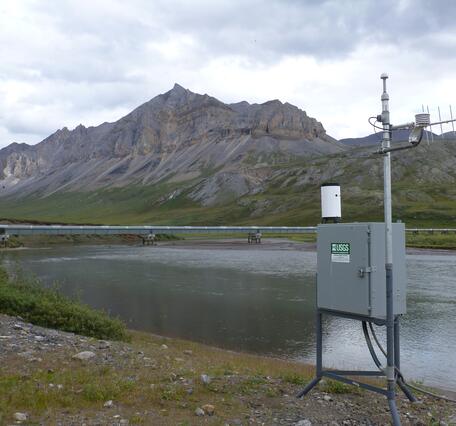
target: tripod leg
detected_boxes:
[297,377,320,398]
[388,397,402,426]
[297,311,322,398]
[394,317,416,402]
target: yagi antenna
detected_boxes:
[371,102,456,155]
[427,105,434,143]
[438,106,443,138]
[450,105,455,138]
[422,105,430,145]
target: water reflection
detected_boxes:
[2,246,456,390]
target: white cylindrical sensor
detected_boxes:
[321,183,341,223]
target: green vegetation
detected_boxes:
[320,379,360,394]
[1,327,450,424]
[2,233,179,249]
[406,233,456,250]
[0,266,128,341]
[0,330,316,424]
[0,143,455,241]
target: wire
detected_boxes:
[364,322,456,404]
[402,381,456,403]
[369,322,387,357]
[362,321,383,369]
[368,117,384,131]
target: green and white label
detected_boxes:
[331,242,350,263]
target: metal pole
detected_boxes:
[296,310,322,398]
[316,311,322,377]
[380,73,401,425]
[395,317,417,402]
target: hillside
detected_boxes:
[0,84,342,198]
[0,86,455,227]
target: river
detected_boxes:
[2,241,456,391]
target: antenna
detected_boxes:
[427,105,434,142]
[438,106,443,138]
[450,105,455,138]
[422,105,430,145]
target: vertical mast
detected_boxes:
[380,73,400,424]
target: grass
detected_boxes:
[0,266,128,341]
[1,142,456,248]
[3,233,180,249]
[320,379,359,394]
[405,232,456,249]
[2,326,451,424]
[0,329,317,424]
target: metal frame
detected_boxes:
[297,309,416,420]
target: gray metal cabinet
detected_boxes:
[317,223,406,319]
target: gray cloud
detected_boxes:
[1,0,456,146]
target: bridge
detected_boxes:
[0,225,317,246]
[0,225,454,246]
[0,225,316,236]
[1,224,455,236]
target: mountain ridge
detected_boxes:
[1,85,456,227]
[0,84,344,201]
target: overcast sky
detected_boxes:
[1,0,456,148]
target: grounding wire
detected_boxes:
[364,322,456,404]
[362,321,383,370]
[369,322,387,357]
[400,381,456,403]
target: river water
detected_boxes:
[2,242,456,390]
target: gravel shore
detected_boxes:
[1,314,455,425]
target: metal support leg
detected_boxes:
[386,265,401,426]
[395,317,417,402]
[296,377,320,398]
[297,311,322,398]
[388,398,401,426]
[394,316,400,372]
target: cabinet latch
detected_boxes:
[358,266,377,278]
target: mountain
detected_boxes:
[1,85,456,227]
[0,84,344,202]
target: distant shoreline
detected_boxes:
[2,234,456,253]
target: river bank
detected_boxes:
[3,242,456,390]
[1,314,455,425]
[1,218,456,250]
[3,235,456,254]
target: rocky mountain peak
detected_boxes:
[0,85,343,197]
[161,83,194,105]
[171,82,188,94]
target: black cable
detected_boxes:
[365,322,456,404]
[368,117,384,131]
[369,322,387,357]
[362,321,383,370]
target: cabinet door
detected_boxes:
[317,224,370,316]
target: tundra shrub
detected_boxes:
[0,266,128,341]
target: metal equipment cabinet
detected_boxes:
[317,222,406,319]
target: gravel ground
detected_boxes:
[0,314,455,425]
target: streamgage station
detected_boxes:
[297,74,456,425]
